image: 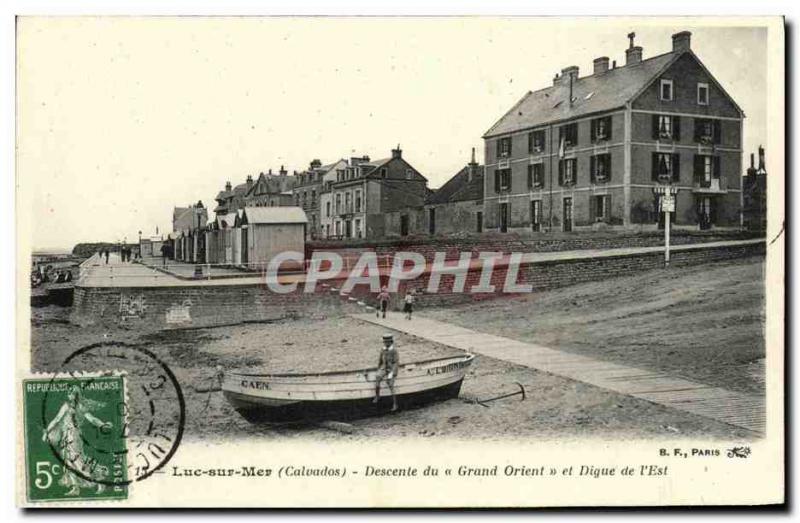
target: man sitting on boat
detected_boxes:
[374,333,399,411]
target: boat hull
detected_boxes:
[224,378,464,422]
[222,354,474,423]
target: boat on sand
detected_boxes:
[222,354,475,422]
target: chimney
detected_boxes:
[625,32,642,65]
[268,168,272,175]
[553,72,560,85]
[246,175,253,187]
[612,60,617,69]
[758,145,766,174]
[593,56,610,75]
[559,65,579,85]
[467,147,478,182]
[672,31,691,53]
[750,153,755,170]
[391,145,402,159]
[280,165,287,176]
[225,181,232,192]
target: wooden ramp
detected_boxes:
[353,314,765,435]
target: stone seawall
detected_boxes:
[72,241,765,330]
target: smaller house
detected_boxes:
[425,149,485,235]
[236,207,308,269]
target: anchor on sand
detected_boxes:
[468,382,526,408]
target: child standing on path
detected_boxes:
[403,289,415,320]
[376,286,390,318]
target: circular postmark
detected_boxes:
[40,342,185,489]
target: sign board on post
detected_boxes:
[653,185,678,268]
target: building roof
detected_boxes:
[241,206,308,225]
[484,51,679,138]
[427,164,485,204]
[217,212,238,229]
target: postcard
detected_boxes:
[15,16,784,507]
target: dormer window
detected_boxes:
[380,167,388,179]
[660,79,673,101]
[697,82,709,105]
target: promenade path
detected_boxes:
[353,313,766,435]
[76,238,763,289]
[76,254,301,288]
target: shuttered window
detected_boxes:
[527,163,544,188]
[558,159,577,186]
[652,153,680,183]
[590,116,612,142]
[694,118,721,144]
[528,130,546,153]
[590,154,612,183]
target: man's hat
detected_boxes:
[382,333,394,341]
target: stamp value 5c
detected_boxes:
[23,376,128,502]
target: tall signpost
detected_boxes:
[654,185,677,268]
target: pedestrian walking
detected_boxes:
[104,250,109,264]
[376,286,390,319]
[160,243,168,267]
[403,289,415,320]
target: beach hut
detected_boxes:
[238,207,307,269]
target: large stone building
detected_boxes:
[292,158,348,239]
[319,147,428,239]
[482,31,744,233]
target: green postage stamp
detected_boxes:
[22,375,128,502]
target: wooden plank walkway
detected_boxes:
[353,314,765,435]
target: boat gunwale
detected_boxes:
[225,353,474,379]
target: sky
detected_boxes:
[17,18,770,250]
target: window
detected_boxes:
[591,154,611,183]
[476,211,483,233]
[494,168,511,192]
[528,130,545,153]
[558,158,577,186]
[591,116,612,142]
[355,190,362,212]
[696,196,715,229]
[694,118,720,144]
[497,136,512,158]
[693,155,720,187]
[593,195,609,222]
[311,190,316,206]
[697,82,709,105]
[326,201,331,217]
[345,192,352,213]
[355,219,362,239]
[660,79,673,101]
[652,114,681,141]
[559,123,578,147]
[499,203,509,233]
[325,224,330,237]
[335,194,341,214]
[652,152,680,182]
[527,163,544,188]
[405,169,413,180]
[530,200,542,232]
[380,167,388,179]
[429,208,436,235]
